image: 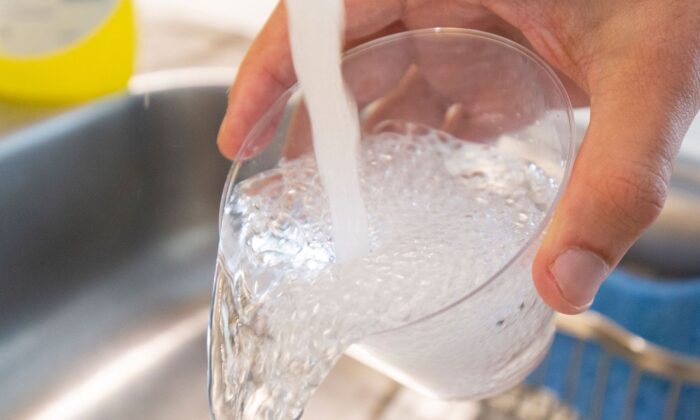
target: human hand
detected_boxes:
[217,0,700,314]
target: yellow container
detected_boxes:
[0,0,135,105]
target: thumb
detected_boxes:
[533,70,698,314]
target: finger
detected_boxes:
[283,22,414,160]
[280,25,416,160]
[217,3,291,160]
[282,101,312,159]
[218,0,405,160]
[441,104,514,141]
[363,65,449,133]
[532,67,698,314]
[416,36,545,142]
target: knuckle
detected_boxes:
[595,161,669,231]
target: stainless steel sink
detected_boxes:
[1,76,699,420]
[0,86,229,419]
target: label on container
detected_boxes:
[0,0,117,57]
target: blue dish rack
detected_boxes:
[525,270,700,420]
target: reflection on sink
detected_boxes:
[0,86,229,419]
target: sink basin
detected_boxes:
[0,85,230,419]
[2,74,698,420]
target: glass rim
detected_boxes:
[227,27,576,335]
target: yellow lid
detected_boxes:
[0,0,135,105]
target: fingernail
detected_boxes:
[550,248,609,309]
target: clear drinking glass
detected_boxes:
[209,28,575,414]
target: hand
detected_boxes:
[217,0,700,314]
